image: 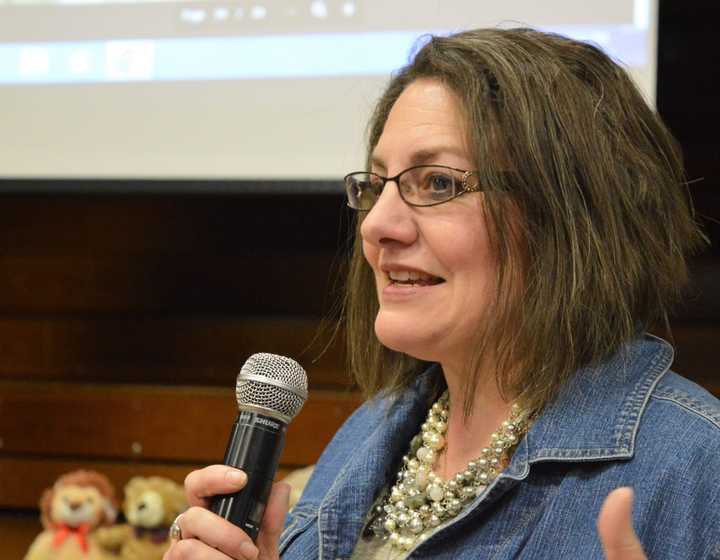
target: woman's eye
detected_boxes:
[425,173,454,193]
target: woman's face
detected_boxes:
[361,78,499,370]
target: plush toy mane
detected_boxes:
[39,470,118,529]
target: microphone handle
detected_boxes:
[210,410,287,541]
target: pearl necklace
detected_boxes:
[365,391,529,552]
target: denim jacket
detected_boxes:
[280,335,720,559]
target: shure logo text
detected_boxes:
[256,417,280,430]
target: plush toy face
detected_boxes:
[50,485,106,528]
[126,490,165,529]
[122,476,187,530]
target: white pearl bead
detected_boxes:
[418,447,435,464]
[409,517,423,534]
[416,446,428,461]
[384,518,397,532]
[427,483,444,502]
[415,469,430,490]
[428,433,445,450]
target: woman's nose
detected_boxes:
[359,180,418,248]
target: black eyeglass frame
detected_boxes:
[343,164,481,210]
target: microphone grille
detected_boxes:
[235,353,308,422]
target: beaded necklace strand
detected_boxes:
[364,391,530,552]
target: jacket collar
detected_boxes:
[507,333,674,475]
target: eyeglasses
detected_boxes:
[343,164,481,211]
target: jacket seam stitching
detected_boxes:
[651,392,720,429]
[613,340,672,451]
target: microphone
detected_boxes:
[210,353,308,541]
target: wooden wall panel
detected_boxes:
[0,317,346,387]
[0,254,338,314]
[664,323,720,393]
[0,382,361,465]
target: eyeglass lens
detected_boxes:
[345,166,461,209]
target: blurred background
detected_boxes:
[0,0,717,555]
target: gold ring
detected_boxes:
[169,513,184,541]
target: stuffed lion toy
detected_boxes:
[24,470,118,560]
[95,476,187,560]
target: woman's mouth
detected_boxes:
[387,270,445,287]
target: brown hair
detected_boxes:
[343,28,707,415]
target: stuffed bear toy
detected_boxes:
[23,470,119,560]
[95,476,187,560]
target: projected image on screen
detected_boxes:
[0,0,656,183]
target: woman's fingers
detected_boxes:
[173,466,287,560]
[184,465,248,508]
[166,537,256,560]
[166,506,260,560]
[256,482,292,559]
[597,487,647,560]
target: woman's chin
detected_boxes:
[374,313,438,362]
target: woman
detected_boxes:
[164,28,719,559]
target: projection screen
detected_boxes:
[0,0,657,183]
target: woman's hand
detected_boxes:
[163,465,291,560]
[597,487,647,560]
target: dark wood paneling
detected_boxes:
[0,511,40,560]
[0,194,352,316]
[0,382,361,466]
[666,323,720,393]
[0,317,346,387]
[0,253,337,314]
[0,195,350,254]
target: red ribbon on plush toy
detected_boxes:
[52,522,91,554]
